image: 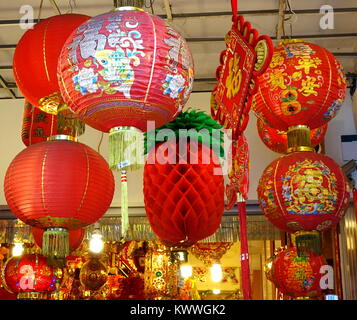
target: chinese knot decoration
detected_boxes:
[251,39,347,133]
[13,14,90,115]
[4,135,115,266]
[266,247,326,299]
[2,254,59,300]
[143,110,224,247]
[257,151,350,255]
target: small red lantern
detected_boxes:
[4,135,114,264]
[32,227,85,252]
[21,101,57,146]
[2,254,58,300]
[257,151,350,255]
[13,14,90,114]
[251,39,346,131]
[256,119,327,154]
[268,247,326,299]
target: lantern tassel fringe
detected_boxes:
[295,231,321,257]
[121,170,129,238]
[109,126,143,171]
[57,106,85,137]
[42,228,69,268]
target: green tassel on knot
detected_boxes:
[42,228,69,268]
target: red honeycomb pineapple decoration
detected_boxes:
[58,3,194,237]
[144,110,225,247]
[2,254,59,300]
[4,136,115,266]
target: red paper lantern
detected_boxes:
[4,136,114,263]
[2,254,58,300]
[144,140,224,246]
[32,227,85,252]
[13,14,90,114]
[269,247,326,299]
[21,101,57,146]
[251,39,347,131]
[257,151,350,234]
[256,119,328,154]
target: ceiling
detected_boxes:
[1,0,357,99]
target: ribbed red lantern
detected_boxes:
[269,247,326,299]
[21,101,57,146]
[257,151,350,255]
[58,7,194,169]
[32,227,85,252]
[13,14,90,114]
[251,39,347,131]
[2,254,58,300]
[4,136,114,264]
[256,119,327,154]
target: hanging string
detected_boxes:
[231,0,238,18]
[276,0,287,40]
[67,0,77,13]
[37,0,44,22]
[284,0,297,39]
[145,0,155,15]
[49,0,62,15]
[97,132,104,153]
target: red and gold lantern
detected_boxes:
[268,247,326,299]
[2,254,58,300]
[251,39,347,132]
[256,119,328,154]
[79,258,108,292]
[13,14,90,114]
[257,151,350,255]
[4,135,115,265]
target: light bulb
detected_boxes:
[89,233,104,254]
[212,289,221,295]
[12,243,24,257]
[180,264,193,279]
[210,263,223,282]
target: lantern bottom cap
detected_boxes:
[17,292,47,300]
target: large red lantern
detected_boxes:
[256,119,328,154]
[251,39,346,132]
[4,135,115,264]
[13,14,90,114]
[144,111,224,246]
[2,254,58,300]
[257,151,350,254]
[268,247,326,299]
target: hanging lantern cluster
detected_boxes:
[2,254,59,300]
[265,247,326,299]
[253,39,350,256]
[143,110,225,247]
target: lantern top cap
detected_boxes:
[47,135,78,142]
[278,38,305,46]
[111,6,144,12]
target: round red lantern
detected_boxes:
[257,151,350,254]
[58,7,194,170]
[13,14,90,114]
[256,119,327,154]
[21,101,58,146]
[32,227,85,252]
[2,254,58,300]
[269,247,326,299]
[144,111,224,246]
[4,135,115,264]
[251,39,346,131]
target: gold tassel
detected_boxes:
[57,104,85,137]
[294,230,322,257]
[121,170,129,238]
[42,228,69,268]
[287,125,315,153]
[109,126,143,171]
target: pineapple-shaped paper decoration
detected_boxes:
[144,110,225,246]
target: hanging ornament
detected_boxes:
[4,135,115,266]
[188,243,233,267]
[13,14,90,114]
[2,254,59,300]
[257,119,328,154]
[267,247,326,299]
[143,110,225,246]
[79,257,108,292]
[257,151,350,256]
[251,39,347,140]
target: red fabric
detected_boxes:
[271,247,326,298]
[0,288,17,300]
[21,101,57,146]
[144,140,224,246]
[4,140,114,230]
[257,119,328,154]
[58,10,194,133]
[257,151,350,233]
[3,254,57,294]
[251,40,347,131]
[32,227,85,251]
[13,14,90,109]
[238,201,252,300]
